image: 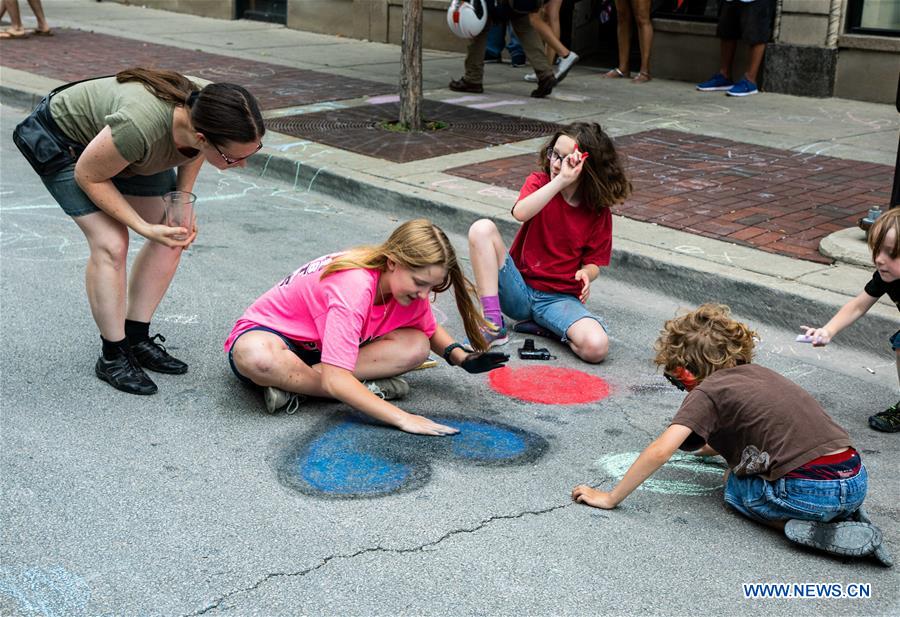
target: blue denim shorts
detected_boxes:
[41,162,176,217]
[227,325,321,386]
[724,466,867,524]
[890,330,900,351]
[497,254,608,342]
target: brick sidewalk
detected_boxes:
[3,29,893,264]
[449,129,893,264]
[0,28,388,109]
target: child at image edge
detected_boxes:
[803,208,900,433]
[572,304,892,566]
[467,122,631,363]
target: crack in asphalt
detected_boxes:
[183,503,571,616]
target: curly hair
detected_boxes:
[539,122,631,215]
[868,208,900,261]
[653,304,757,383]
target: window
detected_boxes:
[847,0,900,36]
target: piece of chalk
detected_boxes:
[795,334,814,343]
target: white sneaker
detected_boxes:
[364,377,410,401]
[524,72,538,83]
[555,52,579,82]
[263,386,305,414]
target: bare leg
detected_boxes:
[467,219,508,297]
[24,0,47,31]
[73,211,130,341]
[231,330,330,397]
[231,328,429,397]
[353,329,430,380]
[125,196,182,323]
[744,42,766,83]
[633,0,654,77]
[544,0,563,64]
[528,10,569,59]
[3,0,25,34]
[565,318,609,363]
[719,39,737,80]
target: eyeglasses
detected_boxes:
[212,141,262,165]
[546,148,565,165]
[664,372,687,391]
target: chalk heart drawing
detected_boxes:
[489,366,611,405]
[278,414,548,498]
[593,451,727,496]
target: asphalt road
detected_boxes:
[1,104,898,616]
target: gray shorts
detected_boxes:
[41,162,176,217]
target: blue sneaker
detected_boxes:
[726,78,758,97]
[696,72,734,92]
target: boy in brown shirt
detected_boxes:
[572,304,892,566]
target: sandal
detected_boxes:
[0,28,29,39]
[602,68,628,79]
[32,28,53,36]
[632,71,652,83]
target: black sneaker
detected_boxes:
[95,352,157,395]
[868,401,900,433]
[131,334,188,375]
[530,74,557,98]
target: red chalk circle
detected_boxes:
[489,366,611,405]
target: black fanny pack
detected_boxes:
[12,76,108,177]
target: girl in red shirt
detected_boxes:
[467,122,631,362]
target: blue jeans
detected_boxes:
[41,163,176,217]
[485,23,524,61]
[724,466,868,524]
[890,330,900,350]
[497,254,608,342]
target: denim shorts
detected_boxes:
[497,254,608,342]
[227,325,321,386]
[724,466,867,524]
[41,162,177,217]
[891,330,900,351]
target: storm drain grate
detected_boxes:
[266,100,561,162]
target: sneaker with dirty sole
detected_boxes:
[849,506,894,566]
[264,386,305,414]
[364,376,409,401]
[784,519,882,558]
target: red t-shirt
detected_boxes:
[508,172,613,296]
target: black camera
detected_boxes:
[518,338,552,360]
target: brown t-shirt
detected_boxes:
[670,364,852,481]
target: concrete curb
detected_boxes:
[2,83,895,355]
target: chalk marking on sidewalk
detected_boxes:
[592,451,726,496]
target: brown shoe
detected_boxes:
[530,74,557,98]
[449,78,483,93]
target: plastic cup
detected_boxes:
[163,191,196,241]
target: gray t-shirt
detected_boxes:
[671,364,852,481]
[49,76,198,177]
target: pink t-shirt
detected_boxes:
[224,253,437,372]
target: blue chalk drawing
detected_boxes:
[279,415,547,499]
[0,565,91,617]
[301,424,412,495]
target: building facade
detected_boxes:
[119,0,900,104]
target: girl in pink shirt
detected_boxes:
[226,219,508,436]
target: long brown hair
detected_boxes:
[115,68,265,147]
[540,122,631,214]
[322,219,490,351]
